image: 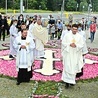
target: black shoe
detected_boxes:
[40,57,46,59]
[16,82,20,85]
[9,55,14,58]
[70,84,74,86]
[65,83,69,89]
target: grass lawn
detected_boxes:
[0,9,53,14]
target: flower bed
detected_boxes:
[29,81,61,98]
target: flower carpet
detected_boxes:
[0,49,98,82]
[0,48,98,98]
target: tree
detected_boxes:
[92,0,98,12]
[0,0,5,8]
[75,0,81,11]
[46,0,63,11]
[0,0,98,12]
[66,0,77,11]
[80,0,88,11]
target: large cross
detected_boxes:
[34,50,61,75]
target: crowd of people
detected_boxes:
[0,13,97,89]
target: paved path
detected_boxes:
[86,29,98,50]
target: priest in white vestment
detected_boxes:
[9,19,18,58]
[13,28,35,85]
[61,24,84,88]
[32,18,48,59]
[18,23,35,62]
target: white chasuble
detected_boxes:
[32,23,48,58]
[61,32,84,84]
[32,23,48,50]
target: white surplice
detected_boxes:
[13,36,35,72]
[9,24,18,56]
[61,32,84,84]
[18,31,35,62]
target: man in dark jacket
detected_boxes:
[0,15,8,41]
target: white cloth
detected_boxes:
[9,24,18,55]
[26,20,29,26]
[78,30,88,55]
[18,31,35,62]
[61,32,84,84]
[33,23,48,45]
[29,23,34,34]
[13,36,35,71]
[50,25,55,33]
[32,23,48,58]
[78,30,86,41]
[61,30,72,57]
[61,29,72,40]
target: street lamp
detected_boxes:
[88,4,92,21]
[27,0,28,10]
[83,6,85,12]
[39,5,41,10]
[76,4,78,11]
[5,0,7,14]
[61,0,65,21]
[20,0,23,14]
